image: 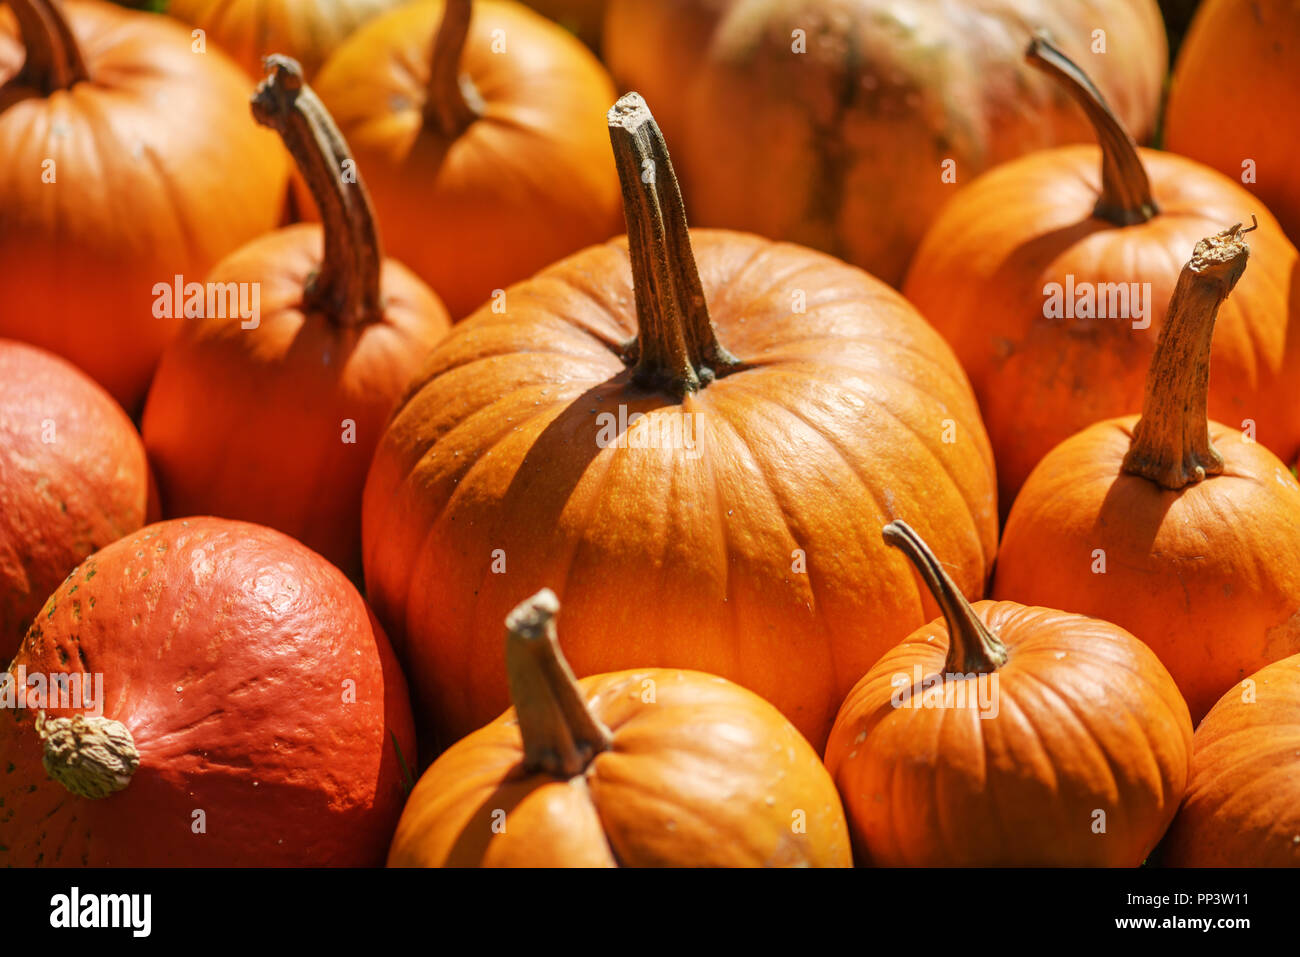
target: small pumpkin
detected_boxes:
[311,0,622,318]
[1165,0,1300,243]
[1160,653,1300,867]
[0,340,156,660]
[0,517,415,867]
[904,37,1300,509]
[142,56,451,578]
[362,93,996,752]
[0,0,289,410]
[994,223,1300,723]
[825,521,1192,866]
[389,589,852,867]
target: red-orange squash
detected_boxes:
[825,521,1192,866]
[142,57,450,578]
[904,38,1300,509]
[0,0,289,410]
[362,94,997,752]
[994,223,1300,724]
[310,0,622,317]
[389,589,852,866]
[0,340,155,660]
[0,517,415,866]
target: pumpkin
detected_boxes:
[141,57,450,578]
[309,0,621,318]
[361,93,997,752]
[904,37,1300,510]
[603,0,1167,287]
[0,517,415,867]
[167,0,409,79]
[389,589,852,866]
[993,223,1300,724]
[0,340,155,661]
[825,521,1192,866]
[1165,0,1300,243]
[1160,653,1300,867]
[0,0,289,411]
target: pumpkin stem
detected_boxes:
[1122,220,1254,489]
[1025,35,1158,226]
[252,55,383,327]
[34,711,139,800]
[608,93,742,397]
[505,589,612,778]
[424,0,483,137]
[882,521,1006,675]
[8,0,90,93]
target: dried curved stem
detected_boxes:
[9,0,89,93]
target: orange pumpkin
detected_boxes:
[994,223,1300,723]
[0,0,289,411]
[362,94,997,752]
[1166,0,1300,243]
[310,0,622,318]
[142,57,450,578]
[388,590,852,866]
[1161,653,1300,867]
[904,37,1300,509]
[825,521,1192,866]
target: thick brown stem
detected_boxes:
[882,521,1006,675]
[9,0,89,93]
[1122,221,1254,488]
[505,589,612,778]
[1026,35,1157,226]
[252,56,383,326]
[424,0,482,137]
[608,93,740,397]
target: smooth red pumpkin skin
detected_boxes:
[0,340,155,660]
[362,229,998,751]
[0,2,290,411]
[1161,653,1300,867]
[0,517,415,867]
[141,225,451,578]
[825,601,1192,866]
[390,668,852,867]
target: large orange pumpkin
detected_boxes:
[825,521,1192,866]
[0,340,155,660]
[604,0,1167,287]
[904,37,1300,509]
[0,0,289,411]
[389,590,852,866]
[1166,0,1300,243]
[310,0,622,318]
[362,94,997,752]
[0,517,415,866]
[1160,653,1300,867]
[142,57,450,578]
[994,223,1300,724]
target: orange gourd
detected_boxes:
[388,590,852,866]
[825,521,1192,866]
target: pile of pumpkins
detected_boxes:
[0,0,1297,867]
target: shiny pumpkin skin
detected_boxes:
[1161,653,1300,867]
[0,2,289,411]
[389,668,852,866]
[904,149,1300,508]
[1166,0,1300,243]
[311,0,622,318]
[0,340,154,660]
[994,417,1300,724]
[614,0,1167,287]
[362,229,998,751]
[0,517,416,867]
[825,600,1192,866]
[141,225,451,578]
